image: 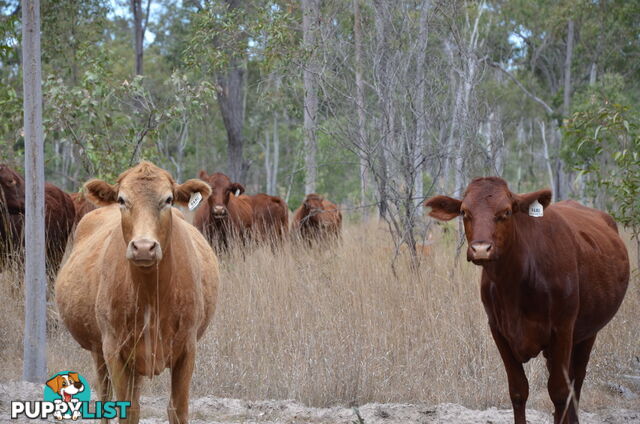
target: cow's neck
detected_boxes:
[128,244,174,305]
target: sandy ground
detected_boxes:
[1,381,638,424]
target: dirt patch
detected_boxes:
[1,381,638,423]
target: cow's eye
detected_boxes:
[460,210,467,218]
[165,196,173,205]
[8,179,15,185]
[117,196,125,206]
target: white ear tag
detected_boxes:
[235,189,241,196]
[529,200,543,217]
[188,192,203,211]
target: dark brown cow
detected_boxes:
[70,191,97,225]
[247,193,289,245]
[425,177,629,424]
[0,164,75,273]
[194,171,252,251]
[292,194,341,245]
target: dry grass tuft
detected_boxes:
[1,220,638,414]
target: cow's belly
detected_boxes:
[491,312,550,363]
[505,322,548,362]
[121,328,183,377]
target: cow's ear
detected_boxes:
[174,179,212,206]
[514,189,552,213]
[198,170,209,180]
[424,195,462,221]
[84,179,118,206]
[229,182,245,196]
[46,376,62,394]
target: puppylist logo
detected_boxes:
[11,371,130,420]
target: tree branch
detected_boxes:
[490,62,554,115]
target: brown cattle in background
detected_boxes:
[194,170,253,251]
[292,194,341,245]
[247,193,289,245]
[425,177,629,424]
[55,161,218,424]
[0,164,75,273]
[70,191,97,225]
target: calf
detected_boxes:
[194,171,253,251]
[0,164,75,273]
[425,177,629,424]
[292,194,341,245]
[55,161,218,424]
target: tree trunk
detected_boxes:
[563,19,574,117]
[217,61,247,182]
[302,0,319,194]
[353,0,368,216]
[130,0,150,75]
[22,0,47,383]
[271,111,279,195]
[538,120,555,194]
[264,130,271,194]
[413,2,429,210]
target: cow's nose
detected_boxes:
[212,206,227,216]
[470,242,493,260]
[127,238,160,264]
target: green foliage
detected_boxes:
[184,1,297,75]
[564,83,640,235]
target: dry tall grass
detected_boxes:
[1,220,638,414]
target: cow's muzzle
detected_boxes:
[468,241,494,262]
[212,206,228,219]
[126,237,162,266]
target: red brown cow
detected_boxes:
[70,191,97,225]
[0,164,75,273]
[247,193,289,245]
[292,194,341,245]
[425,177,629,424]
[194,171,252,251]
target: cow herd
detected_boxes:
[0,162,632,424]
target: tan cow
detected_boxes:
[55,161,218,424]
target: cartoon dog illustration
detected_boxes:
[46,373,84,420]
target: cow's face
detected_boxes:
[303,194,324,211]
[0,165,25,213]
[199,171,244,219]
[425,177,551,264]
[303,194,324,222]
[85,161,211,269]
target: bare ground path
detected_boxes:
[1,381,638,424]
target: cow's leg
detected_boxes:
[92,351,112,424]
[571,335,596,404]
[490,327,528,424]
[103,338,141,423]
[168,346,196,424]
[546,330,577,424]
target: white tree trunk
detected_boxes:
[353,0,368,216]
[271,111,279,195]
[413,1,429,210]
[302,0,319,194]
[538,120,556,195]
[22,0,47,383]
